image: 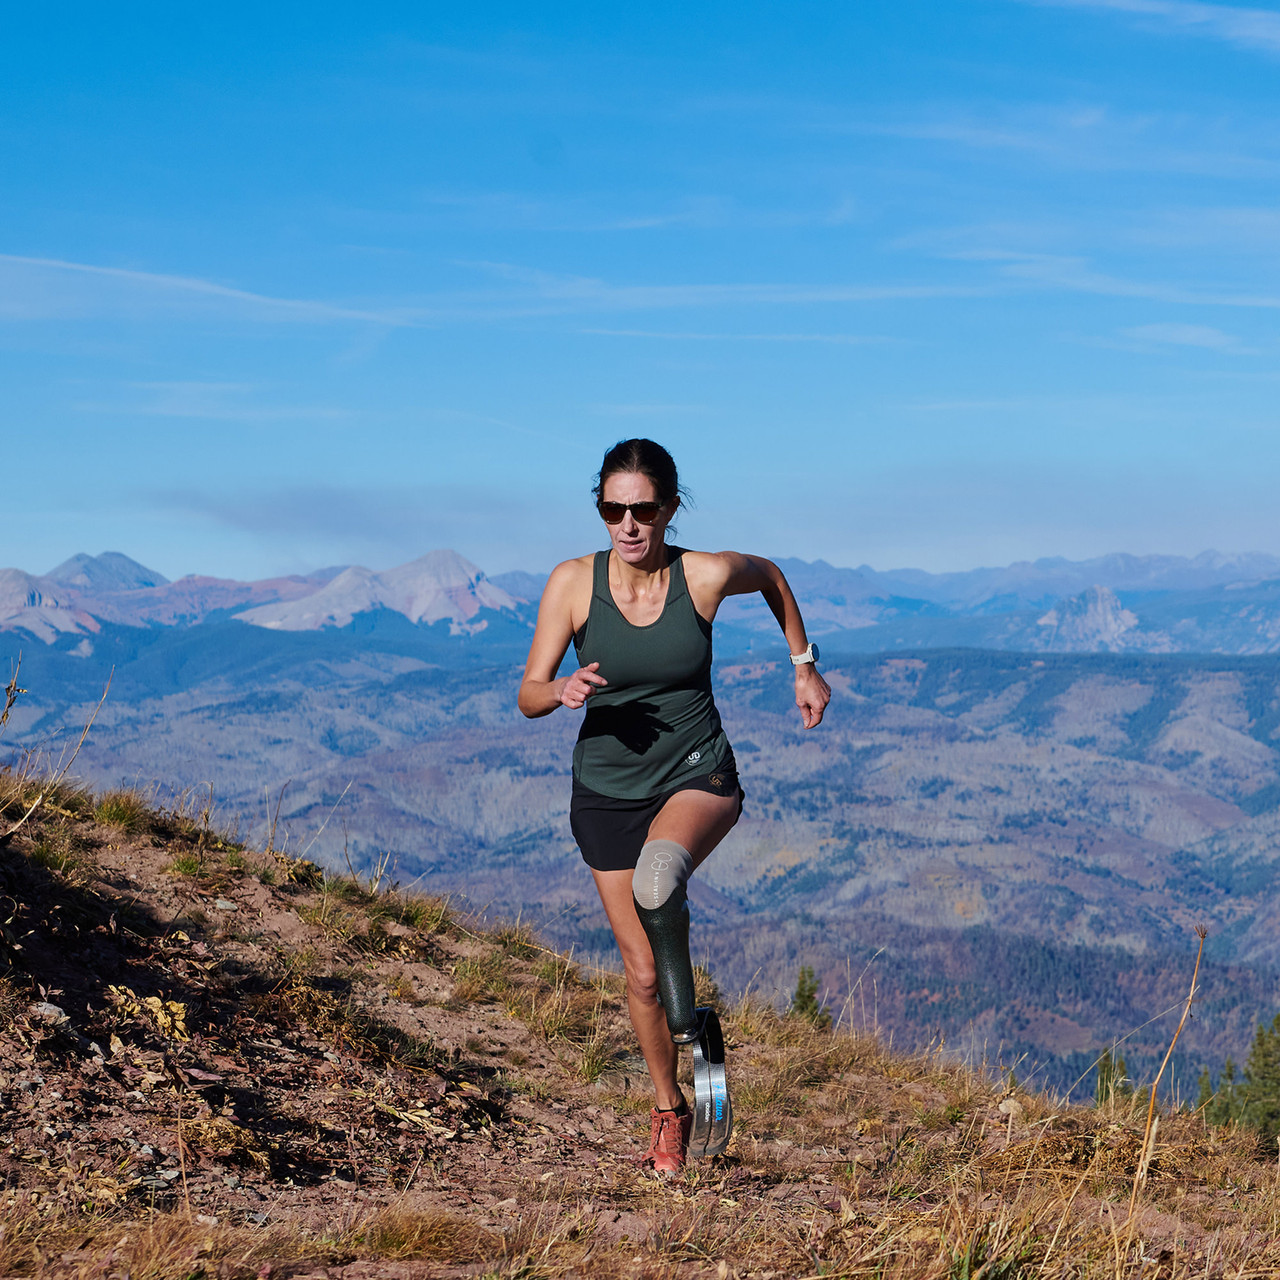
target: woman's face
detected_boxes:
[600,470,678,567]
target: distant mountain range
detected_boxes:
[0,549,518,645]
[10,549,1280,1092]
[9,547,1280,656]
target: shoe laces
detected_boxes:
[650,1107,686,1156]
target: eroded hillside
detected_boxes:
[1,780,1279,1277]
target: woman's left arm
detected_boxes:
[694,552,832,729]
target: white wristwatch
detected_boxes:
[789,642,819,666]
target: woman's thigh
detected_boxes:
[647,788,741,870]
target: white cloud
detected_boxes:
[1027,0,1280,56]
[1122,322,1249,349]
[0,254,408,325]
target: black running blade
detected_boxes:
[688,1006,732,1159]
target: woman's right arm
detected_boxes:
[517,561,608,718]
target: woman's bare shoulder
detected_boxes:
[537,553,596,613]
[680,548,738,587]
[546,553,596,586]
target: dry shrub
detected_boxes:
[387,968,417,1000]
[0,974,22,1025]
[255,978,436,1068]
[358,1208,499,1262]
[183,1116,271,1170]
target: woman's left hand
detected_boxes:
[795,664,831,728]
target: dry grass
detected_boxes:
[357,1207,500,1261]
[253,976,439,1068]
[6,781,1280,1279]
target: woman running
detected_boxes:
[518,438,830,1175]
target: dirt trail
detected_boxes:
[0,791,1275,1277]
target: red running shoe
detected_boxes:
[642,1106,692,1178]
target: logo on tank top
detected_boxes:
[685,750,702,766]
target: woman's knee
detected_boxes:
[621,956,660,1004]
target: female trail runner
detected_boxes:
[518,438,830,1175]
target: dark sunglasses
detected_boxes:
[597,500,665,525]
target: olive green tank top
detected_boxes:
[572,547,733,799]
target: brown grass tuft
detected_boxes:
[357,1208,500,1261]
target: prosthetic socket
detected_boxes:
[632,839,699,1043]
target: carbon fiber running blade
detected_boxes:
[688,1007,732,1159]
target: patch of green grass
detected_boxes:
[94,788,152,833]
[452,950,510,1003]
[495,921,538,958]
[534,954,578,988]
[168,852,202,877]
[397,893,453,935]
[29,825,92,879]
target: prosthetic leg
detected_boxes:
[633,840,733,1159]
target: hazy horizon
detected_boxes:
[20,542,1280,588]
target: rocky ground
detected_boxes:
[1,780,1279,1278]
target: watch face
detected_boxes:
[810,643,819,663]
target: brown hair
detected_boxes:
[592,438,687,507]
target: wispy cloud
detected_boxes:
[459,261,986,312]
[0,249,988,332]
[73,382,353,423]
[0,254,408,325]
[581,328,890,344]
[1122,321,1252,349]
[155,480,593,575]
[587,403,713,416]
[967,249,1280,308]
[1026,0,1280,56]
[841,102,1278,179]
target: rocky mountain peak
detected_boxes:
[45,552,169,592]
[1036,584,1141,651]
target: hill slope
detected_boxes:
[1,780,1278,1277]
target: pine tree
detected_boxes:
[790,965,832,1030]
[1243,1013,1280,1146]
[1200,1056,1241,1128]
[1196,1067,1214,1113]
[1096,1047,1132,1105]
[1096,1048,1116,1106]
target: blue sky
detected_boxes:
[5,0,1280,581]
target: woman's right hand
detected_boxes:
[559,662,608,709]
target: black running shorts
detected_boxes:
[570,769,745,873]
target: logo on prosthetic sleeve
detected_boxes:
[634,840,693,912]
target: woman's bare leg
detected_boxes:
[590,789,741,1105]
[592,867,683,1109]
